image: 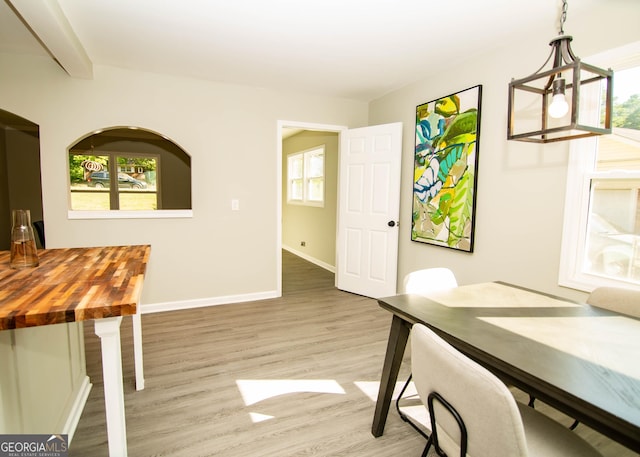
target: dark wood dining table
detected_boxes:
[372,281,640,452]
[0,245,151,457]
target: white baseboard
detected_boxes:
[282,245,335,273]
[63,376,92,443]
[142,290,279,314]
[142,250,335,315]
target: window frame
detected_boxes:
[286,145,325,207]
[559,42,640,292]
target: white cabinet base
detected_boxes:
[0,322,89,438]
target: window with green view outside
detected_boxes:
[561,61,640,289]
[69,153,159,210]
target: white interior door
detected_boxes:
[336,122,403,298]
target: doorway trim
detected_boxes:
[277,120,348,297]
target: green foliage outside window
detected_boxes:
[613,94,640,130]
[69,155,108,183]
[69,154,157,183]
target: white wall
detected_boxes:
[369,0,640,301]
[0,54,368,308]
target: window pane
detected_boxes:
[596,67,640,171]
[116,156,157,189]
[290,179,303,200]
[116,156,158,210]
[307,151,324,178]
[69,155,110,210]
[119,192,158,210]
[585,180,640,281]
[289,155,303,179]
[307,177,324,201]
[70,191,110,210]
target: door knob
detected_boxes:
[388,220,399,227]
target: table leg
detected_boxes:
[94,316,128,457]
[371,314,411,437]
[132,312,145,391]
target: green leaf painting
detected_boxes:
[412,85,482,252]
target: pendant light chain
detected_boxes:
[559,0,568,35]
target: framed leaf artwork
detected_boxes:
[412,85,482,252]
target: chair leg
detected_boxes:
[396,373,413,420]
[530,394,580,430]
[395,374,430,440]
[420,436,433,457]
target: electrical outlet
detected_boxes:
[300,241,306,247]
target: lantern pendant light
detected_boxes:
[507,0,613,143]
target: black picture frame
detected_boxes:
[411,85,482,252]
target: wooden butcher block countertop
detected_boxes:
[0,245,150,330]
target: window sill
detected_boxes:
[68,210,193,220]
[286,201,325,208]
[559,268,640,293]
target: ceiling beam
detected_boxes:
[7,0,92,78]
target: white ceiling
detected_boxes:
[0,0,602,102]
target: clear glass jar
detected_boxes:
[10,209,39,269]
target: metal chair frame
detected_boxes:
[528,395,579,430]
[423,391,468,457]
[395,373,430,440]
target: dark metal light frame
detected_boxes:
[507,3,613,143]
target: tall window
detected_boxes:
[560,53,640,290]
[287,146,325,207]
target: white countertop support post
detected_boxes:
[132,312,145,391]
[94,316,128,457]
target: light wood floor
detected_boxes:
[69,252,637,456]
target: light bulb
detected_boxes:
[548,78,569,119]
[548,93,569,118]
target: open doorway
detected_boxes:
[277,121,347,296]
[0,109,43,249]
[278,121,403,299]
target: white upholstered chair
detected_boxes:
[402,267,458,295]
[410,324,602,457]
[587,287,640,318]
[396,268,458,438]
